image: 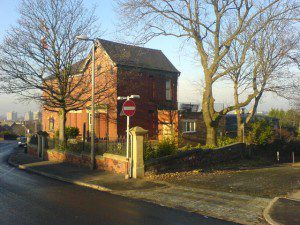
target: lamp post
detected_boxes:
[76,35,96,169]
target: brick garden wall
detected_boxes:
[27,145,127,174]
[145,143,247,174]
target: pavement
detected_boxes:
[5,142,300,225]
[8,147,165,192]
[0,140,236,225]
[263,197,300,225]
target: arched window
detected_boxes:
[49,117,55,131]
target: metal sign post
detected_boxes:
[123,99,136,178]
[118,95,139,179]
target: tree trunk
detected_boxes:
[202,78,218,146]
[206,125,217,146]
[59,108,67,144]
[236,115,244,142]
[236,109,244,142]
[233,80,244,142]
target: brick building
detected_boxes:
[42,39,180,140]
[178,104,226,146]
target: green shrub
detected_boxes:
[246,119,274,145]
[66,127,79,139]
[55,130,60,138]
[55,127,80,140]
[180,143,193,151]
[56,141,82,153]
[201,144,216,150]
[156,138,177,158]
[0,131,18,140]
[144,140,157,161]
[144,138,177,161]
[217,136,237,147]
[180,143,202,151]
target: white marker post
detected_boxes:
[292,152,295,164]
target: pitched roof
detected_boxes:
[97,39,180,74]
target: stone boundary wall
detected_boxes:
[27,145,127,174]
[145,143,247,174]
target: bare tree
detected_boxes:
[221,20,298,141]
[288,43,300,111]
[0,0,111,142]
[117,0,299,145]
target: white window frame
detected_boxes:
[88,113,92,126]
[183,120,196,133]
[166,79,172,100]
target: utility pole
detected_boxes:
[91,43,95,169]
[76,35,97,169]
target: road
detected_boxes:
[0,141,237,225]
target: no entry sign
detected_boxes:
[122,100,136,117]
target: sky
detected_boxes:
[0,0,293,117]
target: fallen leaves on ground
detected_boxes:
[146,169,243,181]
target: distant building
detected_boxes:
[24,111,33,121]
[33,111,42,121]
[178,110,226,146]
[6,112,18,121]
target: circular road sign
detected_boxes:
[122,100,136,117]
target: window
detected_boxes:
[166,79,172,100]
[88,113,92,126]
[183,121,196,133]
[49,117,55,131]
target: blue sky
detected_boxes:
[0,0,291,116]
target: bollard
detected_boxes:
[277,151,280,163]
[292,152,295,164]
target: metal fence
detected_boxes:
[45,137,127,156]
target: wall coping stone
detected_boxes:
[47,149,92,157]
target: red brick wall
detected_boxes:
[27,145,127,174]
[157,110,179,141]
[96,154,127,174]
[117,68,178,138]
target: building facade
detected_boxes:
[42,39,180,140]
[24,111,33,121]
[6,112,18,121]
[33,111,42,121]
